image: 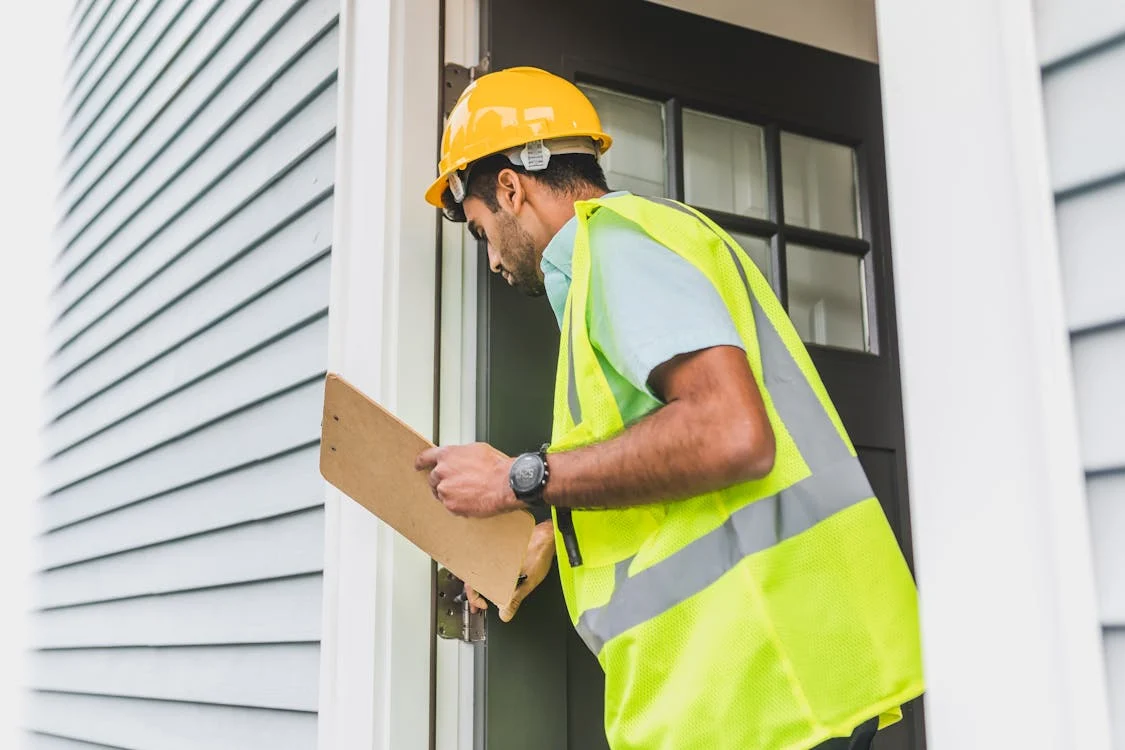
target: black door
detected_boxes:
[473,2,923,748]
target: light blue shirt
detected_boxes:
[541,191,743,424]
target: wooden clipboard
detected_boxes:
[319,373,535,607]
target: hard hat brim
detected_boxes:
[424,131,613,210]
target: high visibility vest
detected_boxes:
[549,194,925,750]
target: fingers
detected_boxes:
[462,579,523,621]
[499,590,524,622]
[417,448,454,510]
[464,583,488,614]
[498,573,534,622]
[414,446,443,471]
[418,447,443,502]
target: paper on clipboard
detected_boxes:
[319,373,535,607]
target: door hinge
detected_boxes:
[436,567,486,643]
[442,55,491,117]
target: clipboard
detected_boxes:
[319,373,536,607]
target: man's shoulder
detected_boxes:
[587,201,671,260]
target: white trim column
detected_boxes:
[434,3,482,749]
[874,1,1111,748]
[317,1,441,748]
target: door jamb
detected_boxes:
[434,3,483,750]
[317,1,442,749]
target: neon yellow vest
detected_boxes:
[549,194,925,750]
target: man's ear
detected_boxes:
[495,167,526,213]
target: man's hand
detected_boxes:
[464,520,557,622]
[414,442,524,517]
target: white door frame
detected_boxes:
[875,1,1111,748]
[317,0,442,748]
[433,3,484,750]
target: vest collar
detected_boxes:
[541,190,631,323]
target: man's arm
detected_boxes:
[544,344,775,509]
[414,344,774,516]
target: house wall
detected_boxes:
[1035,2,1125,746]
[875,0,1110,747]
[27,0,339,746]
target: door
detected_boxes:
[473,1,923,748]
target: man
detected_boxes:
[416,66,924,750]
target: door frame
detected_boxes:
[317,1,441,749]
[434,5,486,750]
[474,2,920,748]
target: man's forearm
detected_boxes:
[543,397,773,510]
[417,347,773,517]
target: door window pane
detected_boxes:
[683,110,768,219]
[786,244,869,351]
[726,231,771,279]
[579,85,666,196]
[781,133,861,238]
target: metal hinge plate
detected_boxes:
[436,567,486,643]
[442,55,491,117]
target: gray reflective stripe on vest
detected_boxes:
[573,197,874,655]
[566,301,582,425]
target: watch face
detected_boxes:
[511,454,544,494]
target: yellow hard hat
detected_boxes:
[425,66,613,210]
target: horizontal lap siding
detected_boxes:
[31,0,340,743]
[25,692,317,750]
[1035,1,1125,746]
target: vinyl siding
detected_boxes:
[29,0,338,746]
[1035,2,1125,747]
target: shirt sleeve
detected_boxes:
[587,209,744,399]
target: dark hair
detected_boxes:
[441,152,609,222]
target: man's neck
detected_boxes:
[542,187,609,238]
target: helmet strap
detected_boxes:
[505,136,600,172]
[448,136,600,206]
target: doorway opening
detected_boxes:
[459,2,923,747]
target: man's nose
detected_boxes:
[487,245,501,273]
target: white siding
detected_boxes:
[1033,0,1125,66]
[1041,41,1125,194]
[1110,632,1125,750]
[27,732,124,750]
[25,692,317,750]
[1054,180,1125,331]
[1036,1,1125,745]
[29,643,319,711]
[32,0,339,743]
[1089,473,1125,626]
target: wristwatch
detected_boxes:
[509,443,550,507]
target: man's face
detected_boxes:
[464,197,546,297]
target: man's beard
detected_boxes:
[512,271,546,298]
[496,212,545,297]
